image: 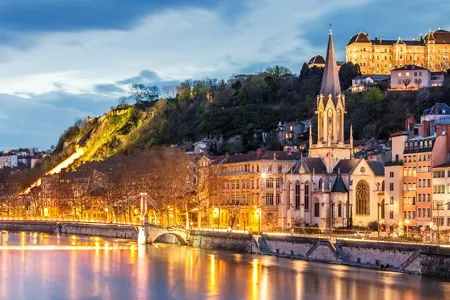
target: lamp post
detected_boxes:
[437,202,450,245]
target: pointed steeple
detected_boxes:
[320,25,341,99]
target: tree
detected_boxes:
[339,62,361,91]
[267,138,282,151]
[129,84,159,104]
[238,75,267,105]
[402,79,411,89]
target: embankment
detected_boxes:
[2,221,450,277]
[261,234,450,277]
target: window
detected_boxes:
[265,193,274,206]
[276,178,282,189]
[389,183,394,191]
[390,171,394,178]
[277,165,283,174]
[266,178,274,188]
[304,182,310,210]
[389,211,394,219]
[314,202,320,217]
[319,178,323,190]
[276,193,281,205]
[390,197,394,205]
[356,180,370,215]
[338,203,342,218]
[295,181,301,210]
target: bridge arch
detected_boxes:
[153,232,186,245]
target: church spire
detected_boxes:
[320,26,341,98]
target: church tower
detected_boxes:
[309,27,353,172]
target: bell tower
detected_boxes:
[309,26,353,172]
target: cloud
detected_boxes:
[12,0,450,149]
[0,91,117,149]
[94,84,125,95]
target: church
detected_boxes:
[279,29,385,231]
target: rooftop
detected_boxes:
[392,65,428,72]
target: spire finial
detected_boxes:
[329,23,332,35]
[309,125,313,148]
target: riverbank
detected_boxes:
[1,221,450,278]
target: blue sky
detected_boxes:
[0,0,449,150]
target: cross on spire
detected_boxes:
[329,23,332,34]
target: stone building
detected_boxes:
[281,29,384,231]
[204,150,301,232]
[384,104,450,232]
[346,29,450,74]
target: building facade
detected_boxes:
[0,155,18,169]
[390,65,431,90]
[385,104,450,233]
[346,29,450,74]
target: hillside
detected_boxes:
[5,64,450,194]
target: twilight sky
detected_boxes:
[0,0,449,150]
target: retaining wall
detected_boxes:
[0,221,57,233]
[189,231,254,252]
[261,236,450,277]
[58,223,137,239]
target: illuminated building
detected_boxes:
[346,29,450,75]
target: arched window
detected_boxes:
[319,178,323,190]
[336,109,341,140]
[327,109,333,139]
[295,181,301,210]
[314,199,320,217]
[382,180,385,191]
[356,180,370,215]
[304,181,310,210]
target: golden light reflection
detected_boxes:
[251,258,260,300]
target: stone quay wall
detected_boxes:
[0,221,57,233]
[0,221,137,239]
[188,230,256,253]
[261,235,450,277]
[58,223,137,239]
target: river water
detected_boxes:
[0,231,449,300]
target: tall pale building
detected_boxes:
[346,29,450,74]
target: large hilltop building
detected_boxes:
[346,29,450,74]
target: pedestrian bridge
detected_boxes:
[142,224,190,245]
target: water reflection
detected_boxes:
[0,231,449,299]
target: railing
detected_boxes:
[0,216,141,226]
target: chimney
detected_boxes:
[405,115,415,131]
[422,120,431,137]
[287,148,292,155]
[225,152,230,159]
[273,152,277,160]
[434,104,439,114]
[379,36,382,44]
[256,148,263,158]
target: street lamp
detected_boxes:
[254,205,261,235]
[437,202,450,245]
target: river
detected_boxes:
[0,231,449,300]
